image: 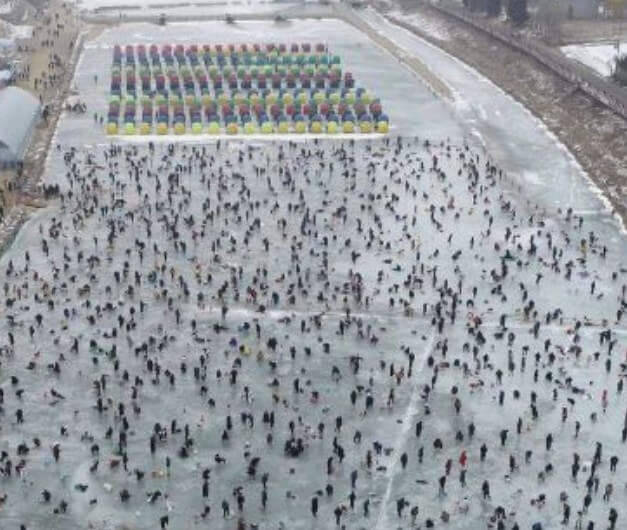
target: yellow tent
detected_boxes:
[106,122,118,135]
[266,92,278,105]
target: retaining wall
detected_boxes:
[404,1,627,120]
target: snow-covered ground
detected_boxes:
[0,19,33,40]
[1,14,626,530]
[70,0,301,15]
[388,9,451,42]
[74,0,254,8]
[0,0,15,15]
[561,42,625,77]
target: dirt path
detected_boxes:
[378,0,627,225]
[16,1,79,99]
[0,0,81,249]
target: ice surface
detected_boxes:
[69,19,463,143]
[358,8,620,218]
[1,15,626,530]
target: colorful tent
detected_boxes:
[106,43,390,136]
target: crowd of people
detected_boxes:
[0,135,625,529]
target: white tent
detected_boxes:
[0,86,40,168]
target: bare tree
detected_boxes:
[605,0,626,18]
[536,0,566,44]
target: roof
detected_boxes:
[0,86,40,158]
[0,38,16,49]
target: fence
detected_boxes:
[401,1,627,120]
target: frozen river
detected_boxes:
[1,14,626,530]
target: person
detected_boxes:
[603,483,613,501]
[562,502,571,524]
[2,133,624,530]
[608,507,618,529]
[411,505,419,524]
[438,476,446,495]
[396,497,407,517]
[482,480,491,500]
[334,505,342,526]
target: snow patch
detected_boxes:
[0,19,33,40]
[0,0,15,14]
[388,9,450,41]
[561,42,625,78]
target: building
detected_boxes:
[566,0,601,18]
[0,86,40,168]
[0,68,12,87]
[604,0,626,17]
[0,37,16,52]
